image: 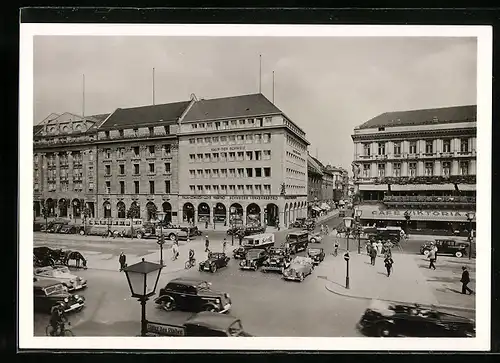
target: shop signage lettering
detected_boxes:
[180,195,279,201]
[371,210,467,217]
[211,146,246,152]
[146,322,185,336]
[285,196,298,199]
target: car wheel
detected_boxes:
[455,251,463,258]
[204,305,217,312]
[161,297,176,312]
[79,230,85,236]
[211,264,217,273]
[423,250,430,257]
[310,238,316,243]
[169,233,176,241]
[136,232,143,239]
[376,323,393,337]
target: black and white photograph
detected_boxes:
[19,24,492,351]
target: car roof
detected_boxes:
[169,277,208,286]
[34,279,63,288]
[185,311,239,329]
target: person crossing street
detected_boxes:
[460,266,474,295]
[384,255,394,277]
[205,235,210,252]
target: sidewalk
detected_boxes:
[323,251,475,312]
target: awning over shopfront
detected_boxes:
[320,203,330,211]
[358,204,476,223]
[359,184,388,191]
[312,206,322,212]
[457,184,476,191]
[390,184,455,191]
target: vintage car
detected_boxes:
[239,249,268,271]
[59,224,77,234]
[48,223,65,233]
[291,218,307,228]
[261,247,291,273]
[242,225,266,236]
[308,232,323,243]
[199,252,230,273]
[154,278,231,313]
[34,265,87,291]
[420,239,469,258]
[282,256,314,282]
[307,247,325,265]
[233,233,275,259]
[227,225,244,236]
[356,299,475,337]
[145,312,253,337]
[33,279,85,314]
[232,246,248,260]
[283,231,309,254]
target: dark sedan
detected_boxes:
[199,252,230,273]
[59,225,77,234]
[239,249,268,271]
[357,300,475,337]
[307,247,325,265]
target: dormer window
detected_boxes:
[149,127,154,136]
[105,131,110,139]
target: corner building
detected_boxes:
[177,94,309,228]
[351,105,477,236]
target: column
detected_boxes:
[451,160,459,175]
[417,161,424,176]
[371,142,377,156]
[243,208,247,225]
[436,139,443,153]
[418,140,425,153]
[402,161,408,177]
[67,151,74,192]
[470,160,477,175]
[41,153,47,192]
[434,160,441,176]
[371,162,377,177]
[386,162,393,177]
[452,138,459,153]
[472,137,477,152]
[55,152,61,192]
[387,141,393,157]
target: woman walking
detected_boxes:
[384,255,394,277]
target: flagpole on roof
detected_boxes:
[153,67,155,105]
[259,54,262,93]
[82,74,85,118]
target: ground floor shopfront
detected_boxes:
[357,203,476,237]
[34,193,98,221]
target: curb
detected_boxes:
[324,283,475,313]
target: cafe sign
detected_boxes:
[361,206,476,222]
[373,210,469,218]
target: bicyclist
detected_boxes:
[188,248,195,264]
[50,302,67,336]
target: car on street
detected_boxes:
[307,247,325,265]
[308,232,323,243]
[59,224,77,234]
[33,279,85,314]
[233,233,275,259]
[239,249,268,271]
[146,312,253,337]
[261,247,291,273]
[282,256,314,282]
[34,265,87,291]
[420,239,470,258]
[232,246,248,260]
[291,218,307,228]
[283,231,309,254]
[48,223,65,233]
[199,252,230,273]
[356,299,475,337]
[154,278,232,313]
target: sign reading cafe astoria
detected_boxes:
[372,210,473,218]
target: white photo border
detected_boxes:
[19,23,492,351]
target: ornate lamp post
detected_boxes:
[123,259,163,337]
[230,207,236,246]
[157,211,166,266]
[404,210,411,236]
[343,217,354,290]
[355,209,363,254]
[466,211,475,260]
[213,206,216,230]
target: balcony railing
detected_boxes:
[370,175,476,185]
[383,195,476,204]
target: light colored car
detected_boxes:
[308,232,323,243]
[282,256,314,282]
[34,265,87,291]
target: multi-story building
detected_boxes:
[307,154,323,213]
[33,112,109,219]
[324,165,347,202]
[178,93,309,228]
[351,105,476,236]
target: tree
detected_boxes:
[126,203,141,219]
[146,203,158,221]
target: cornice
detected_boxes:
[351,127,476,141]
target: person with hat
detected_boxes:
[118,251,126,271]
[205,235,210,252]
[460,266,474,295]
[428,242,437,270]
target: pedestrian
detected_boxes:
[119,252,126,271]
[222,238,228,254]
[433,244,439,262]
[366,241,371,255]
[384,255,394,277]
[370,246,377,266]
[333,240,339,256]
[205,235,210,252]
[238,233,243,246]
[460,266,474,295]
[277,221,280,231]
[172,241,179,260]
[205,220,209,229]
[376,240,383,256]
[428,244,437,270]
[320,225,325,235]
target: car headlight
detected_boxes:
[69,279,75,284]
[239,261,244,266]
[215,298,220,304]
[64,298,69,303]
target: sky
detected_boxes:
[33,36,477,170]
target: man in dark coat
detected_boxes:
[460,266,474,295]
[384,256,394,277]
[119,252,126,271]
[369,246,377,266]
[205,236,210,252]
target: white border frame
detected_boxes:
[19,24,492,351]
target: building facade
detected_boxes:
[351,105,477,236]
[177,94,309,229]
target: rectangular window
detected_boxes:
[255,151,262,160]
[213,185,219,194]
[165,163,171,173]
[106,181,111,194]
[200,123,205,129]
[119,164,125,175]
[263,133,271,143]
[255,185,262,194]
[425,140,433,154]
[212,136,219,144]
[134,164,140,174]
[207,123,213,130]
[165,180,171,194]
[117,148,125,159]
[393,163,401,177]
[443,140,451,153]
[442,161,451,176]
[119,130,124,137]
[221,169,227,178]
[377,163,385,177]
[197,170,203,178]
[255,168,262,177]
[120,181,125,194]
[220,136,227,144]
[212,169,219,178]
[263,185,271,193]
[460,139,469,152]
[246,134,253,143]
[205,169,211,178]
[212,153,219,162]
[221,185,227,194]
[237,135,244,144]
[105,149,111,159]
[205,185,211,194]
[409,142,417,154]
[134,181,140,194]
[220,152,227,162]
[363,143,371,156]
[164,126,170,135]
[191,124,198,129]
[149,163,155,173]
[230,120,237,127]
[393,142,401,155]
[246,185,253,194]
[378,143,385,155]
[363,164,370,178]
[246,151,253,160]
[148,146,155,157]
[246,168,253,177]
[409,162,417,177]
[133,128,139,136]
[105,165,111,176]
[229,135,236,144]
[264,117,272,125]
[237,152,244,161]
[164,144,171,156]
[460,161,469,175]
[197,153,203,162]
[189,170,196,178]
[189,138,196,144]
[204,153,211,162]
[134,147,140,157]
[263,150,271,160]
[255,134,262,143]
[104,131,110,139]
[264,167,271,177]
[149,181,155,194]
[197,138,203,144]
[190,185,195,193]
[149,127,154,136]
[237,168,245,178]
[229,169,236,178]
[197,186,203,193]
[239,119,245,126]
[204,137,211,145]
[229,152,235,161]
[425,162,433,176]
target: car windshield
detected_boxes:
[292,257,311,265]
[228,320,243,336]
[211,253,223,259]
[45,284,67,296]
[247,251,261,259]
[53,266,71,274]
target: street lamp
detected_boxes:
[355,209,363,254]
[466,211,475,260]
[404,210,411,237]
[213,206,216,230]
[157,211,166,266]
[123,258,163,337]
[343,217,354,290]
[230,207,236,246]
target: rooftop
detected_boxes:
[182,93,283,122]
[357,105,477,130]
[99,100,191,130]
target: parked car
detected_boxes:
[33,279,85,314]
[420,239,469,258]
[261,247,291,273]
[145,311,252,337]
[33,222,44,231]
[34,265,87,291]
[154,278,231,313]
[357,299,475,337]
[232,246,247,260]
[308,232,323,243]
[291,218,306,228]
[199,252,230,273]
[40,221,55,232]
[59,225,77,234]
[239,249,268,271]
[307,247,325,265]
[48,223,65,233]
[282,256,314,282]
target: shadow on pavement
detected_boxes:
[73,320,140,336]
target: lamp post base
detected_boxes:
[346,276,350,290]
